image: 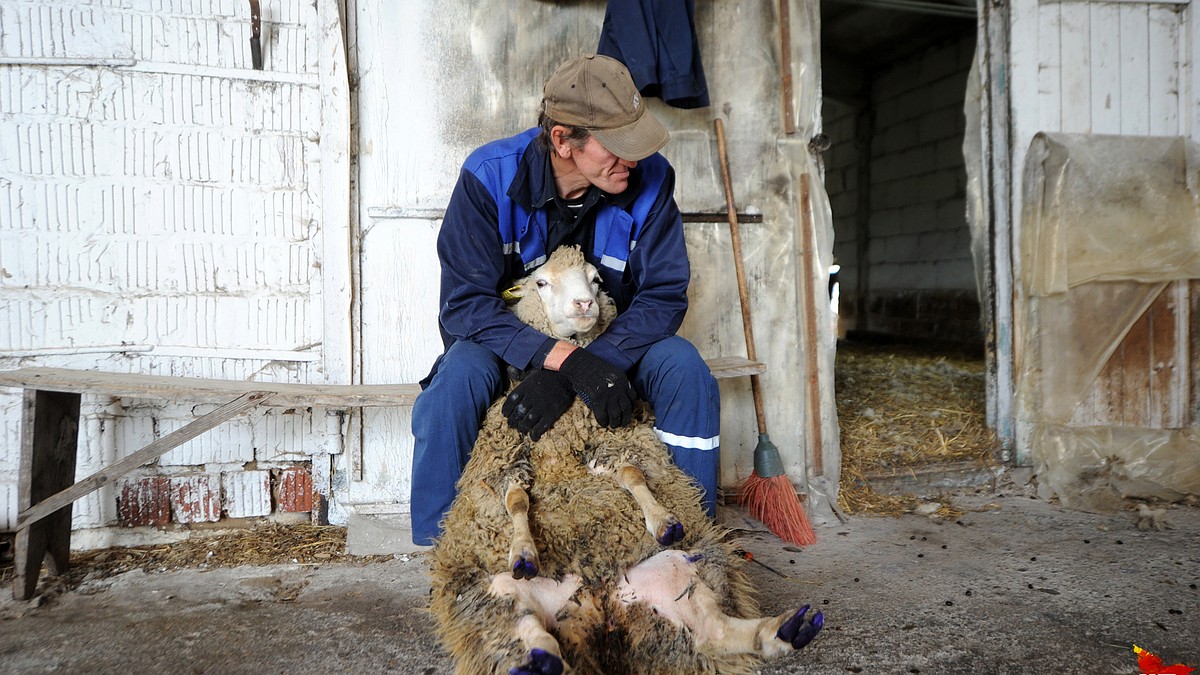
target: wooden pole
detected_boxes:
[798,173,824,475]
[779,0,795,135]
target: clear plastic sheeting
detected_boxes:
[1021,133,1200,296]
[1030,425,1200,509]
[1016,132,1199,509]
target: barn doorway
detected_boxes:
[819,0,999,513]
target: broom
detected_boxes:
[714,118,817,546]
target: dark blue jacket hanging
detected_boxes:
[433,129,690,377]
[597,0,710,109]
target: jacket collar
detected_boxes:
[508,134,641,212]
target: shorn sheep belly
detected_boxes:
[427,246,823,674]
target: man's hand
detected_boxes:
[502,370,576,441]
[557,349,635,428]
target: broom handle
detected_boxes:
[714,118,769,436]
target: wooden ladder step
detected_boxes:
[704,356,766,379]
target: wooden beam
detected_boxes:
[0,368,419,407]
[17,391,272,529]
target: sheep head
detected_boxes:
[512,246,617,346]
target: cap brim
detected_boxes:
[591,109,670,162]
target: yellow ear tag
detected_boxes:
[501,285,523,306]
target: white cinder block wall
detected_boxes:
[822,98,860,337]
[0,1,333,535]
[828,32,981,345]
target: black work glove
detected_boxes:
[502,369,576,441]
[557,349,635,428]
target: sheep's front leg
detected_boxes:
[616,550,823,659]
[505,482,540,579]
[600,462,684,546]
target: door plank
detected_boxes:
[1069,283,1191,428]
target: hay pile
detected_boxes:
[0,523,392,590]
[835,340,999,516]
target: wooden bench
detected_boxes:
[0,357,762,600]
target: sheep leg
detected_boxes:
[615,550,823,659]
[505,482,540,579]
[610,463,684,546]
[489,573,584,674]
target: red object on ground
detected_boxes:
[1136,645,1197,675]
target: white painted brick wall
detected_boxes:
[824,98,860,298]
[826,33,975,301]
[222,470,272,519]
[0,0,330,530]
[868,34,973,290]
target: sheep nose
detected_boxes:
[574,299,593,312]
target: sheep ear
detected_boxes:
[501,285,523,306]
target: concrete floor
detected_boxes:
[1,481,1197,674]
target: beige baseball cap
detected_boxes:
[542,54,669,162]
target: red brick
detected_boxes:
[118,476,171,527]
[276,466,313,513]
[170,475,221,524]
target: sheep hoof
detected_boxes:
[510,555,539,580]
[655,517,685,546]
[508,648,564,675]
[776,605,824,650]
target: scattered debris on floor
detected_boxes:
[835,340,999,516]
[0,523,393,592]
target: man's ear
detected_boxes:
[550,126,573,158]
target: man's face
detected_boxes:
[571,136,638,194]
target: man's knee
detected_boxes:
[438,341,505,386]
[637,336,717,397]
[413,341,506,444]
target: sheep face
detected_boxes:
[528,258,602,339]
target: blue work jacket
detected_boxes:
[433,128,690,375]
[598,0,710,109]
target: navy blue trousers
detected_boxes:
[409,336,720,545]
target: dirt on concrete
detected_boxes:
[2,479,1197,674]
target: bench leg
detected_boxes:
[14,390,81,601]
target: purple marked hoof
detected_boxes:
[656,520,685,546]
[777,605,823,649]
[511,558,539,580]
[508,648,563,675]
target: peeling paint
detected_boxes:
[221,470,271,519]
[118,476,171,527]
[171,474,221,524]
[0,0,327,531]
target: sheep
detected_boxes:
[428,245,824,674]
